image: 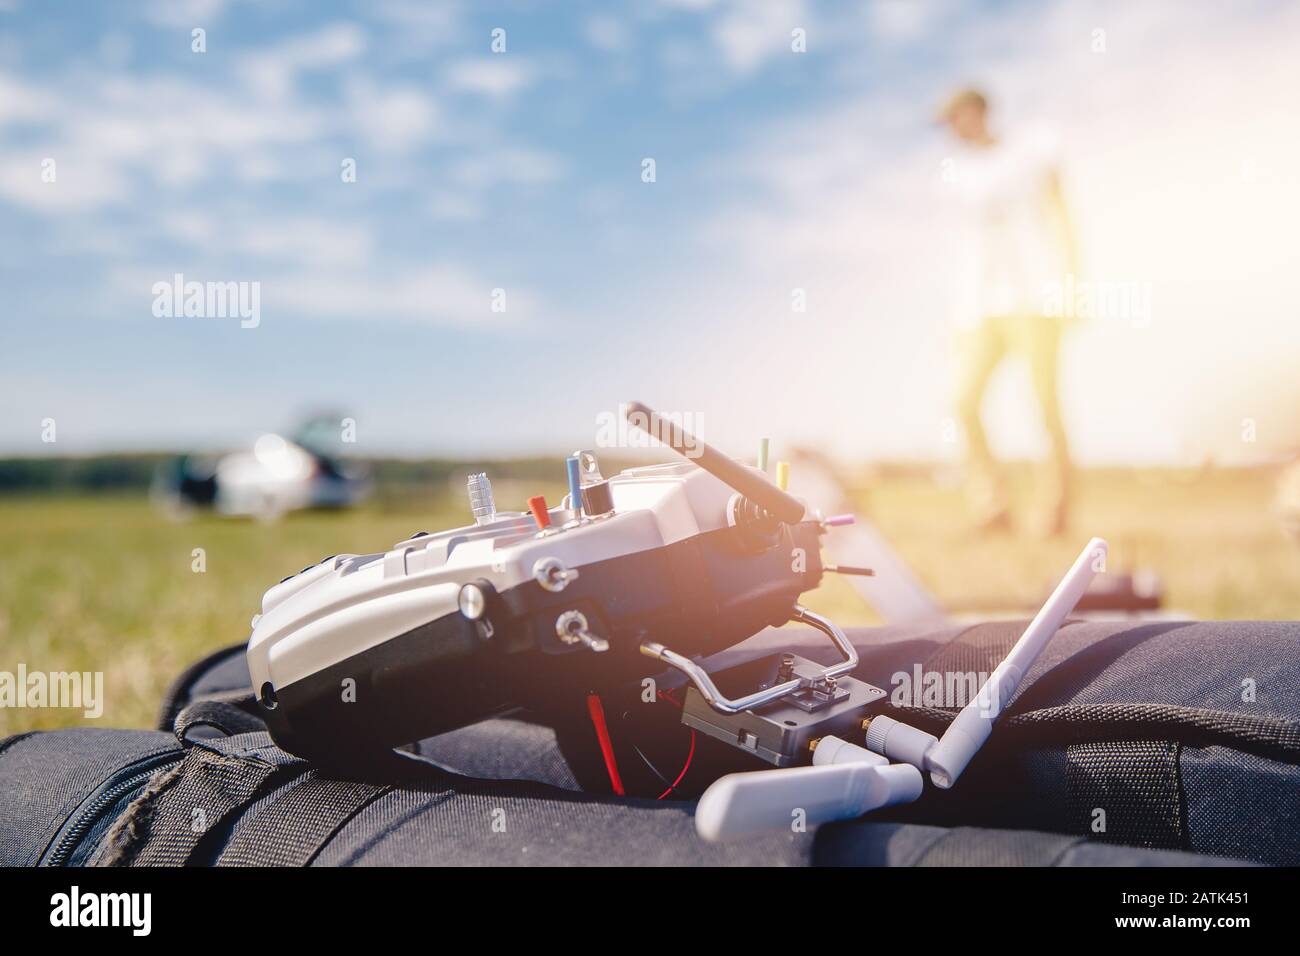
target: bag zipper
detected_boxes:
[41,750,184,866]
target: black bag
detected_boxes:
[3,620,1297,866]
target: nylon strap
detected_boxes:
[155,642,250,732]
[915,825,1086,866]
[1064,739,1184,848]
[903,621,1300,852]
[216,771,390,867]
[889,700,1300,763]
[170,696,266,739]
[92,732,309,867]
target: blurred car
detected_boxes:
[153,417,371,521]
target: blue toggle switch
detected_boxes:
[566,456,583,518]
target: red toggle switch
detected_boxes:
[528,495,551,529]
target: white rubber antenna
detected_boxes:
[695,738,923,842]
[691,537,1107,841]
[867,536,1108,787]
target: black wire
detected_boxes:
[630,743,672,786]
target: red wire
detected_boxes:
[653,688,693,799]
[656,730,696,800]
[587,688,693,800]
[586,693,625,796]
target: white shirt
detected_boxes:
[949,126,1067,327]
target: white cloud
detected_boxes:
[372,0,463,34]
[448,146,563,189]
[343,79,439,154]
[144,0,229,29]
[0,14,562,355]
[0,74,58,125]
[712,1,808,75]
[0,64,336,212]
[584,16,628,53]
[0,22,427,214]
[0,148,131,210]
[104,257,534,330]
[869,0,954,42]
[426,191,482,222]
[150,206,376,268]
[658,0,720,10]
[653,0,811,77]
[444,58,535,98]
[233,217,375,268]
[237,22,367,101]
[270,265,536,327]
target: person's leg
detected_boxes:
[954,317,1010,528]
[1021,316,1071,535]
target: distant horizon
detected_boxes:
[2,443,1292,471]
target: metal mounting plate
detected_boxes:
[680,653,886,767]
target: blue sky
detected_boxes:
[2,0,1298,463]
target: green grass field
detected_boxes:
[3,465,1298,734]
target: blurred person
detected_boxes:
[941,87,1078,536]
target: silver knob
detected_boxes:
[458,582,487,620]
